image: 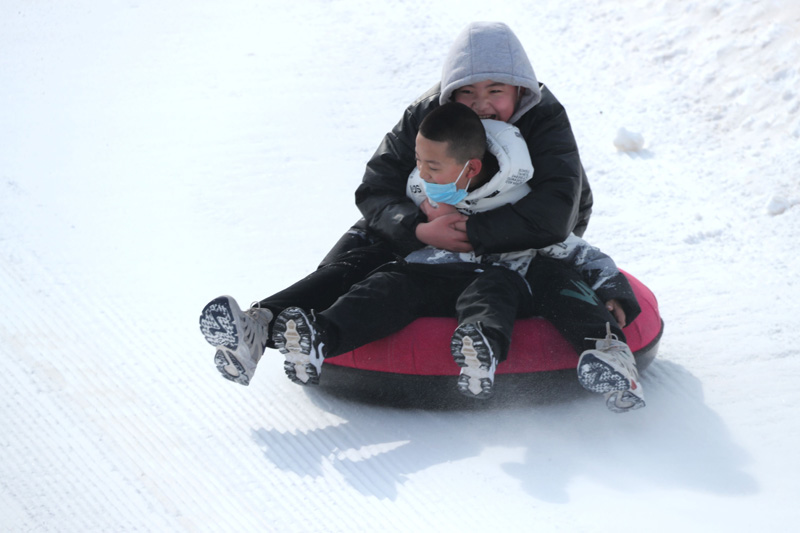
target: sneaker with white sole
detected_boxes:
[450,323,498,399]
[199,296,273,386]
[272,307,326,385]
[577,322,645,412]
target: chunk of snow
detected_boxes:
[613,127,645,152]
[766,195,790,215]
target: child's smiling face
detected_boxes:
[452,80,520,122]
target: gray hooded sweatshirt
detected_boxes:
[440,22,541,123]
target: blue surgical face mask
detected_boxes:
[424,161,471,205]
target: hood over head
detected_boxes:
[440,22,541,124]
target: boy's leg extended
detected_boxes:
[315,264,465,356]
[525,256,623,354]
[256,240,398,347]
[526,257,644,412]
[450,266,530,399]
[455,266,530,362]
[200,221,394,385]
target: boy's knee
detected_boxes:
[526,258,580,286]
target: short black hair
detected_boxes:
[418,102,486,163]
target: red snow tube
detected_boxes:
[325,270,663,376]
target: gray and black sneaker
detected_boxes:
[272,307,326,385]
[450,323,498,399]
[199,296,272,386]
[577,322,645,413]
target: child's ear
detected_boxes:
[468,158,483,178]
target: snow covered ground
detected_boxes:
[2,0,799,531]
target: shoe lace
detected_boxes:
[244,301,273,330]
[586,322,639,379]
[585,322,618,347]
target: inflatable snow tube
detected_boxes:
[320,270,663,403]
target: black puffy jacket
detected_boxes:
[355,83,593,256]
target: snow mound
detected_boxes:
[765,194,799,215]
[613,127,645,152]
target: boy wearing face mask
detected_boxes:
[271,103,645,412]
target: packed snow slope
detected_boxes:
[1,1,799,531]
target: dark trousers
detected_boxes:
[525,256,625,352]
[256,222,624,355]
[256,241,396,348]
[315,262,533,362]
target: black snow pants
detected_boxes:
[256,224,397,348]
[256,221,626,356]
[525,256,626,353]
[313,262,533,362]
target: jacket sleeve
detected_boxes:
[538,235,642,323]
[354,89,440,255]
[466,86,593,254]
